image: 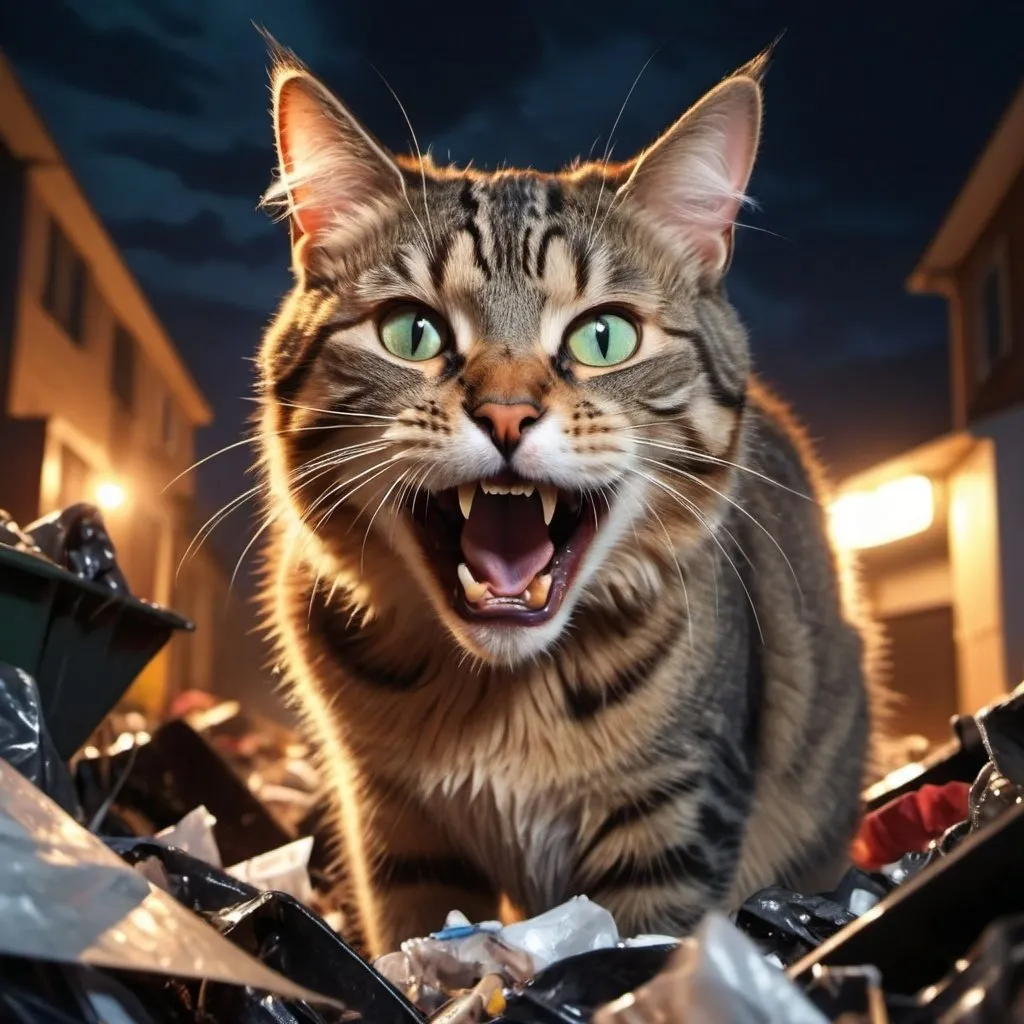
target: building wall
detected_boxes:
[0,57,227,717]
[952,167,1024,422]
[972,404,1024,686]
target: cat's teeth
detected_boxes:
[538,484,558,526]
[524,572,552,610]
[458,482,477,519]
[479,481,537,497]
[457,562,490,603]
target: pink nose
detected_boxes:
[473,402,541,454]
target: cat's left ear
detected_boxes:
[618,71,762,276]
[265,53,406,264]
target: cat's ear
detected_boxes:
[618,72,762,276]
[265,56,405,255]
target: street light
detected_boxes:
[829,474,935,551]
[94,479,127,512]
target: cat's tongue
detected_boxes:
[460,493,554,597]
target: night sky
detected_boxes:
[2,0,1023,579]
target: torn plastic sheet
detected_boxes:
[590,913,828,1024]
[0,759,341,1008]
[0,661,78,814]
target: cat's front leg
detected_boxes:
[340,774,499,957]
[568,782,749,937]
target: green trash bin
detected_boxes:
[0,544,192,760]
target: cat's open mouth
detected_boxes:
[406,472,608,624]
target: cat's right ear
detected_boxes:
[265,59,405,263]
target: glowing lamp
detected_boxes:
[829,474,934,551]
[94,480,127,511]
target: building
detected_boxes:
[0,51,228,714]
[829,81,1024,745]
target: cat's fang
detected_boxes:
[524,572,552,609]
[458,482,477,520]
[457,562,490,603]
[539,485,558,526]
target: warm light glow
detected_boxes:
[829,475,934,551]
[94,480,127,511]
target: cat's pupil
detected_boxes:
[595,318,610,359]
[410,317,426,354]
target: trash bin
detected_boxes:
[0,543,191,759]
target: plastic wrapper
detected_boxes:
[226,835,316,904]
[0,756,341,1008]
[0,660,78,814]
[24,502,129,593]
[591,914,828,1024]
[155,803,222,867]
[500,896,619,971]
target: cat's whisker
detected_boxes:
[637,453,805,605]
[627,436,814,501]
[586,48,659,254]
[364,59,435,247]
[626,466,763,644]
[254,396,397,423]
[177,483,266,579]
[358,467,413,573]
[645,500,694,656]
[160,423,388,495]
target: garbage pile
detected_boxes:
[3,502,1024,1022]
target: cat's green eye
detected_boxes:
[379,306,448,361]
[565,312,639,368]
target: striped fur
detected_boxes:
[255,47,885,957]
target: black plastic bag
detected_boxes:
[108,837,423,1024]
[735,887,857,966]
[0,661,77,814]
[498,945,676,1024]
[26,503,129,593]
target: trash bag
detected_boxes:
[25,502,129,593]
[499,943,676,1024]
[0,660,78,814]
[735,887,858,966]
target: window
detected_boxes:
[42,217,87,345]
[57,443,91,510]
[976,239,1012,383]
[161,391,178,454]
[111,326,136,411]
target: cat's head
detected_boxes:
[259,46,764,667]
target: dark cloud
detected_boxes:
[111,211,281,271]
[97,132,273,201]
[2,0,220,116]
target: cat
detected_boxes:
[256,42,884,958]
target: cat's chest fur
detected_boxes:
[415,766,583,915]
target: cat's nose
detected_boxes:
[472,401,542,456]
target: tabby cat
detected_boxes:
[257,44,881,957]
